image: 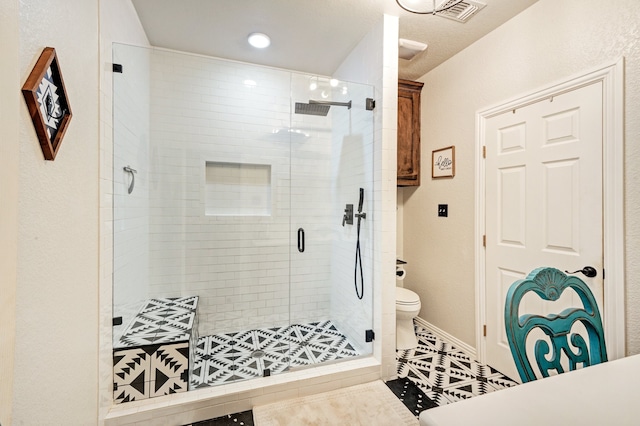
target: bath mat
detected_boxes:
[253,380,418,426]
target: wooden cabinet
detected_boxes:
[397,79,424,186]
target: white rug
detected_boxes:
[253,380,419,426]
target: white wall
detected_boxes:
[8,0,100,424]
[0,0,20,424]
[402,0,640,353]
[144,50,338,335]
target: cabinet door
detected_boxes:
[397,79,423,186]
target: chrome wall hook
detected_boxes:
[123,166,137,194]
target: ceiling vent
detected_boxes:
[435,0,486,23]
[399,38,428,61]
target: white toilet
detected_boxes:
[395,286,421,350]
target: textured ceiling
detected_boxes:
[131,0,538,81]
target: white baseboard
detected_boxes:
[414,317,477,360]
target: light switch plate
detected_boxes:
[438,204,448,217]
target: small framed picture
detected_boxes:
[432,146,455,178]
[22,47,73,161]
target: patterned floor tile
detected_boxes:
[397,321,519,406]
[188,410,254,426]
[386,377,439,418]
[191,320,519,425]
[190,320,359,388]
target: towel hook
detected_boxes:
[123,166,137,194]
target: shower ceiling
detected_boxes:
[131,0,538,81]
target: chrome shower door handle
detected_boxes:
[297,228,305,253]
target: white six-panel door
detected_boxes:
[484,81,604,381]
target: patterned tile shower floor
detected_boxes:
[187,321,520,425]
[191,320,360,388]
[397,323,519,406]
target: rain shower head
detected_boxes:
[295,102,330,116]
[294,100,352,116]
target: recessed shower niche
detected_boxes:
[205,162,271,216]
[112,43,375,403]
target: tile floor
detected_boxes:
[397,323,519,406]
[188,320,519,424]
[191,320,361,388]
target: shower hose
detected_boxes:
[355,214,364,300]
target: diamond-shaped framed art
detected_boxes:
[22,47,73,161]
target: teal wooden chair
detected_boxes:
[504,267,607,383]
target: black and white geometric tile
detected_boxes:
[385,377,439,419]
[113,300,145,348]
[397,323,518,406]
[187,410,254,426]
[113,342,190,403]
[191,320,360,388]
[150,342,190,397]
[113,347,151,403]
[116,296,198,348]
[190,321,517,424]
[113,296,198,403]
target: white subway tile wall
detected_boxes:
[117,49,375,344]
[147,50,294,336]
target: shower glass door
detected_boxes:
[287,75,374,368]
[111,43,373,403]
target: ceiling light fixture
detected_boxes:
[396,0,463,14]
[248,32,271,48]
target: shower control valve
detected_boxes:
[343,204,354,226]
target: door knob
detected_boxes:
[565,266,597,278]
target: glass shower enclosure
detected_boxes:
[111,43,374,403]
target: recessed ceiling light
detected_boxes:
[248,33,270,49]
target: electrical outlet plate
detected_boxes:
[438,204,448,217]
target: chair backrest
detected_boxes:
[504,267,607,383]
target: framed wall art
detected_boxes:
[432,146,455,178]
[22,47,72,161]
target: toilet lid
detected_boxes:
[396,287,420,305]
